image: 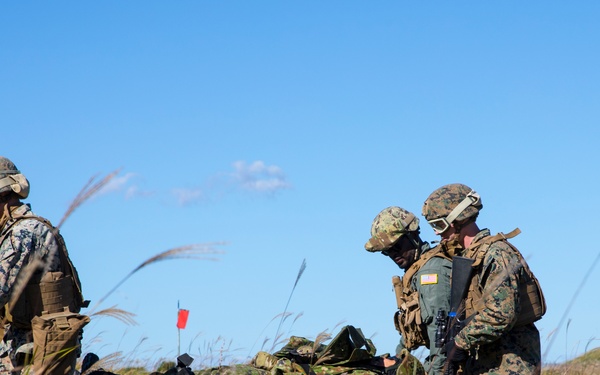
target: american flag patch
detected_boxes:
[420,274,438,285]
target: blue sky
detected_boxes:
[1,1,599,368]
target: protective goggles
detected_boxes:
[427,190,480,235]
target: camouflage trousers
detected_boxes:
[465,325,541,375]
[195,349,425,375]
[0,326,32,375]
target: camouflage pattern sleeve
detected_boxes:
[414,257,452,375]
[455,242,520,350]
[0,217,60,307]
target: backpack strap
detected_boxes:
[464,228,521,268]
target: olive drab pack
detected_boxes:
[31,311,91,374]
[392,246,451,350]
[1,213,90,375]
[194,325,426,375]
[462,228,546,326]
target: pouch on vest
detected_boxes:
[495,239,546,326]
[9,271,80,330]
[514,260,547,326]
[31,309,90,375]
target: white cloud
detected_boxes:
[97,173,136,195]
[171,187,204,206]
[231,160,291,193]
[93,172,155,200]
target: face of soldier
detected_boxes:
[439,224,455,240]
[383,236,417,271]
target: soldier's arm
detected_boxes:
[455,244,520,350]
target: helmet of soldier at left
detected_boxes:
[0,156,30,199]
[364,206,421,252]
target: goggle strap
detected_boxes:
[445,191,480,225]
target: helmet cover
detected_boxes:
[422,183,482,222]
[0,157,30,198]
[365,206,420,252]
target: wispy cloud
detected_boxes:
[125,185,155,200]
[96,172,154,200]
[171,187,204,206]
[93,161,291,207]
[230,160,292,193]
[97,173,136,195]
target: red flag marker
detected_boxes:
[177,309,189,329]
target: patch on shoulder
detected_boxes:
[420,274,438,285]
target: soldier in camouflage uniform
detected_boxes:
[422,183,543,375]
[0,156,86,374]
[365,207,451,375]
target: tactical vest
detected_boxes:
[462,228,546,327]
[0,214,87,329]
[392,246,451,351]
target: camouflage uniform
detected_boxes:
[454,229,541,375]
[0,203,62,374]
[365,207,450,375]
[422,183,543,375]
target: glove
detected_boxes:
[444,340,468,363]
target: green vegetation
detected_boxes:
[542,348,600,375]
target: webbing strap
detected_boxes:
[55,316,70,330]
[466,228,521,268]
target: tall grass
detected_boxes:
[3,169,228,373]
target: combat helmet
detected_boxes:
[365,206,420,252]
[422,183,482,235]
[0,157,30,199]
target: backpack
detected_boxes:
[462,228,546,326]
[194,326,425,375]
[251,325,425,375]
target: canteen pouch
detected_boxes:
[31,310,90,375]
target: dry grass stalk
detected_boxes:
[92,242,226,310]
[57,168,122,229]
[90,305,138,326]
[543,251,600,361]
[81,352,123,375]
[274,259,307,343]
[312,331,333,365]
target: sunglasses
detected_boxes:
[381,237,415,256]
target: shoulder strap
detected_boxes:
[465,228,521,268]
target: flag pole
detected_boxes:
[176,303,190,357]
